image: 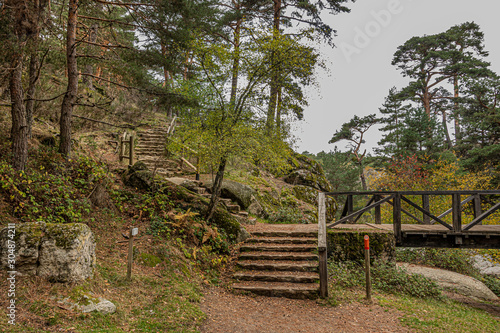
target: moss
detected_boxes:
[159,182,240,242]
[327,229,396,263]
[70,287,99,306]
[140,253,162,267]
[14,222,45,247]
[45,223,88,249]
[292,186,336,220]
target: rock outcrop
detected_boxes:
[399,263,498,301]
[471,254,500,278]
[0,222,96,283]
[122,161,155,191]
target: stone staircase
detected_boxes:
[232,224,320,299]
[135,128,179,177]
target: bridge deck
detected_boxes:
[331,223,500,248]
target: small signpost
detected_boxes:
[364,235,372,303]
[127,227,138,280]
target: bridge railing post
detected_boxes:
[452,193,462,232]
[318,192,328,298]
[393,193,402,243]
[374,194,382,224]
[422,194,431,224]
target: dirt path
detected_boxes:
[199,287,413,333]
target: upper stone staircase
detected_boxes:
[232,223,320,299]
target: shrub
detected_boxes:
[328,260,442,299]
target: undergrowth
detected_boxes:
[328,260,442,299]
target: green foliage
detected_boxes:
[0,146,107,223]
[268,206,310,224]
[328,260,442,298]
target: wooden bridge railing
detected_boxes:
[317,190,500,297]
[322,190,500,242]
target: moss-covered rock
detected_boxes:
[284,169,333,192]
[0,222,96,283]
[327,229,395,263]
[123,161,155,191]
[205,179,256,210]
[159,182,242,242]
[292,185,336,221]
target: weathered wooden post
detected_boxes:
[318,192,328,298]
[364,235,372,303]
[473,194,482,224]
[129,134,134,166]
[347,194,354,223]
[393,193,402,243]
[119,135,124,163]
[374,194,382,224]
[422,194,431,224]
[452,193,462,232]
[127,226,138,280]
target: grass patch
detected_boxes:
[379,296,500,333]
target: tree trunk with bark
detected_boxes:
[10,52,28,171]
[205,157,227,221]
[59,0,79,158]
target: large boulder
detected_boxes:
[284,169,333,192]
[284,153,333,193]
[399,263,498,301]
[205,180,256,210]
[0,222,96,283]
[123,161,155,191]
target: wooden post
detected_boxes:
[364,235,372,303]
[473,194,482,224]
[129,134,134,166]
[422,195,431,224]
[393,193,402,243]
[452,193,462,232]
[374,195,382,224]
[318,193,328,298]
[127,226,134,280]
[196,155,200,181]
[347,194,354,223]
[119,136,123,162]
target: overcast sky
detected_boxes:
[292,0,500,154]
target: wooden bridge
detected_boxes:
[318,190,500,249]
[316,190,500,298]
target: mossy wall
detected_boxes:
[327,229,395,263]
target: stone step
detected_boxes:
[224,204,240,213]
[233,271,319,283]
[238,211,249,217]
[247,237,317,244]
[238,251,318,261]
[232,282,319,299]
[251,230,318,238]
[135,150,165,155]
[237,260,318,272]
[193,187,206,195]
[240,243,316,252]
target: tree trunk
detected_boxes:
[230,19,242,108]
[276,85,282,133]
[441,110,453,150]
[10,52,28,171]
[266,0,282,133]
[206,157,227,221]
[59,0,79,158]
[26,52,40,139]
[453,74,461,143]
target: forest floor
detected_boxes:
[199,286,412,333]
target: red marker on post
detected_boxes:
[364,235,372,303]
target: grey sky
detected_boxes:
[293,0,500,154]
